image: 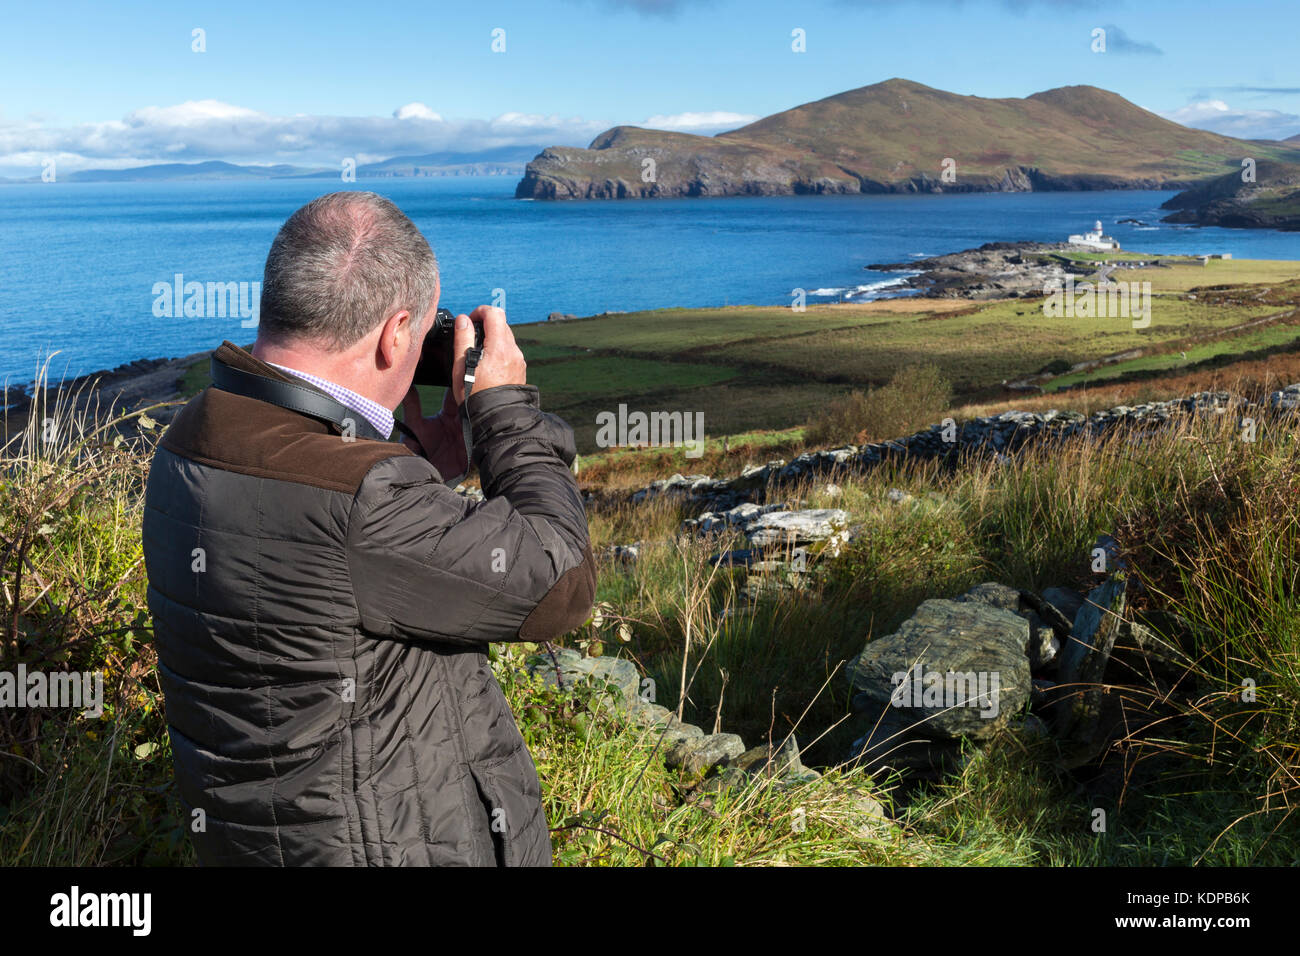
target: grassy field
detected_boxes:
[6,367,1299,865]
[494,259,1300,452]
[9,257,1300,866]
[173,258,1300,458]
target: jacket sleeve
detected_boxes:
[346,384,596,648]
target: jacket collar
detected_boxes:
[210,341,392,443]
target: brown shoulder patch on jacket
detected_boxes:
[161,344,413,495]
[518,544,598,642]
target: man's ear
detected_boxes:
[376,309,411,370]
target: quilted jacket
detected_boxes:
[142,341,595,866]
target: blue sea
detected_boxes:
[4,176,1300,387]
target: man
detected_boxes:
[142,191,596,866]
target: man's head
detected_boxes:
[252,191,439,409]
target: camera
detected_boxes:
[412,307,485,388]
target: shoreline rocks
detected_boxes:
[869,241,1091,299]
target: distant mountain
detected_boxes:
[63,160,326,182]
[516,78,1300,199]
[350,146,542,178]
[1161,159,1300,230]
[3,146,548,183]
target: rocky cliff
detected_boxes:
[1160,159,1300,230]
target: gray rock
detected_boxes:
[746,509,850,553]
[666,732,746,775]
[695,766,749,794]
[958,581,1024,611]
[847,598,1032,740]
[603,543,640,567]
[847,790,894,839]
[1025,588,1076,638]
[1092,533,1126,573]
[1025,611,1060,670]
[1269,384,1300,413]
[626,386,1300,510]
[657,719,705,751]
[1110,617,1191,683]
[525,647,641,708]
[1021,714,1050,738]
[629,701,674,726]
[734,735,803,778]
[1058,576,1126,686]
[688,504,849,553]
[743,572,803,603]
[709,548,759,568]
[687,501,788,535]
[847,707,966,775]
[1055,575,1127,763]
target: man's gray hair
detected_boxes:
[258,191,439,349]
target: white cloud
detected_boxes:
[491,111,580,129]
[0,99,777,177]
[128,100,264,125]
[0,100,605,176]
[1161,99,1300,141]
[393,102,443,122]
[641,110,758,133]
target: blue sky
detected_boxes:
[2,0,1298,175]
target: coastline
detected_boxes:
[7,237,1297,440]
[1,350,209,441]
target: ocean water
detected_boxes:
[3,176,1300,387]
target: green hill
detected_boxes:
[517,78,1300,199]
[1161,158,1300,230]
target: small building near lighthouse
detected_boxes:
[1067,220,1120,251]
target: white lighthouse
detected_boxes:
[1068,220,1120,251]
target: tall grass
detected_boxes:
[3,359,1297,864]
[591,399,1300,861]
[0,360,188,864]
[803,363,953,448]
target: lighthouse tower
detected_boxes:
[1068,220,1120,251]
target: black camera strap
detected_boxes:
[455,342,484,477]
[210,355,389,443]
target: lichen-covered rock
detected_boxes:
[525,646,641,707]
[959,582,1064,669]
[1058,576,1126,685]
[1269,383,1300,413]
[958,581,1023,611]
[847,707,966,775]
[745,509,850,549]
[603,543,640,568]
[847,598,1033,740]
[666,732,746,776]
[846,790,894,839]
[1055,574,1127,764]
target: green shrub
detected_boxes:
[804,363,952,448]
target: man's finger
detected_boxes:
[451,313,473,405]
[469,305,510,351]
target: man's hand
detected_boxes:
[398,306,526,478]
[461,305,526,401]
[400,383,468,480]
